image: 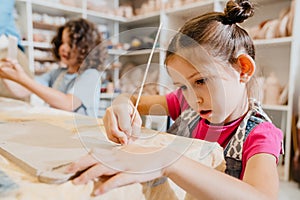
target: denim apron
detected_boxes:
[223,99,272,178]
[51,69,88,115]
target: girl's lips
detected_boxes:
[61,55,69,59]
[199,110,212,118]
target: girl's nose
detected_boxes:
[60,43,70,51]
[197,97,204,104]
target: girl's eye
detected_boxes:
[195,78,207,85]
[180,85,187,90]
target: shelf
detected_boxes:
[31,0,82,16]
[33,21,59,31]
[254,37,293,47]
[33,42,52,49]
[121,11,161,27]
[20,41,53,49]
[165,0,214,19]
[87,10,126,23]
[34,70,48,75]
[251,0,289,5]
[88,10,160,26]
[20,40,30,47]
[108,48,160,56]
[262,104,289,111]
[100,93,119,99]
[34,57,55,62]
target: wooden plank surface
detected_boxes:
[0,97,225,199]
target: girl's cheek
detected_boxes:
[58,46,64,56]
[182,90,196,107]
[60,43,70,52]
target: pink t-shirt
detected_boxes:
[166,89,283,179]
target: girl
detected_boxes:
[67,0,283,199]
[0,18,107,116]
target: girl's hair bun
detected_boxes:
[223,0,254,25]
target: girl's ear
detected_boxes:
[237,54,256,83]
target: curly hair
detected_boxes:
[51,18,107,73]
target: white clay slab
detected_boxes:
[0,119,223,183]
[0,120,115,184]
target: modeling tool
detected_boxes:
[131,23,163,135]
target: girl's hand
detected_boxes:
[103,94,142,145]
[0,58,27,82]
[66,145,173,196]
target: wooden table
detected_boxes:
[0,97,225,200]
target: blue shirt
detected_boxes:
[35,68,101,117]
[0,0,23,49]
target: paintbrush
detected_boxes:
[130,23,163,140]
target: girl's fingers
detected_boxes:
[93,173,133,196]
[9,60,25,74]
[1,59,14,67]
[93,171,163,196]
[104,96,143,144]
[0,63,15,78]
[103,114,122,144]
[114,104,134,136]
[73,164,116,185]
[0,61,12,68]
[66,154,98,174]
[104,107,128,144]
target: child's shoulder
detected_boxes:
[82,68,98,73]
[248,121,283,142]
[244,121,283,162]
[80,68,100,77]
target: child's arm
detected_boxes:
[0,59,31,98]
[130,94,169,116]
[103,94,169,144]
[0,79,31,98]
[68,151,278,199]
[164,153,278,200]
[0,59,81,111]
